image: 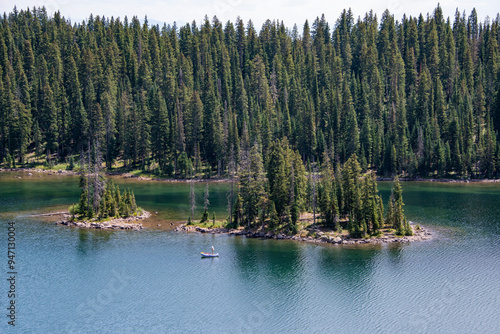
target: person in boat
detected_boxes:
[211,246,214,255]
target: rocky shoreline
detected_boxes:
[174,222,432,245]
[56,211,151,230]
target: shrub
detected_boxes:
[200,209,208,223]
[289,223,298,235]
[67,156,75,170]
[69,204,79,216]
[403,218,413,236]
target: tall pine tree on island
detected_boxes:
[386,175,412,235]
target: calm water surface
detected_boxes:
[0,172,499,333]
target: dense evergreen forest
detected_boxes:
[1,5,500,180]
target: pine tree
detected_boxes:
[239,143,265,227]
[91,138,106,215]
[40,81,59,160]
[360,171,383,234]
[341,154,361,220]
[318,153,339,227]
[185,91,203,158]
[389,175,405,234]
[267,139,289,218]
[77,173,90,216]
[150,85,170,172]
[137,89,151,170]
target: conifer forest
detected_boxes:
[1,5,500,179]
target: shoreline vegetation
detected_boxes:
[2,167,500,183]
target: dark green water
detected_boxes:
[0,172,499,333]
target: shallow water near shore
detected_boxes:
[0,171,499,333]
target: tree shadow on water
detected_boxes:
[77,228,112,255]
[317,245,383,291]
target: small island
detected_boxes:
[175,141,432,245]
[57,145,149,230]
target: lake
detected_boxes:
[0,171,499,333]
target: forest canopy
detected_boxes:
[1,5,500,179]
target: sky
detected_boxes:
[1,0,499,29]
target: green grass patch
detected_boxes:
[190,220,228,229]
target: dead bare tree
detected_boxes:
[204,182,210,211]
[189,180,196,219]
[227,144,236,225]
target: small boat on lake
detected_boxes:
[201,252,219,258]
[202,245,218,258]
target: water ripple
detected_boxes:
[1,179,500,333]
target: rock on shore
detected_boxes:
[57,211,151,231]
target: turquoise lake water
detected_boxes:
[0,172,499,333]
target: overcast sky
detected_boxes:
[2,0,499,28]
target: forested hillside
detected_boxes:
[1,5,500,178]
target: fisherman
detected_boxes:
[211,245,214,255]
